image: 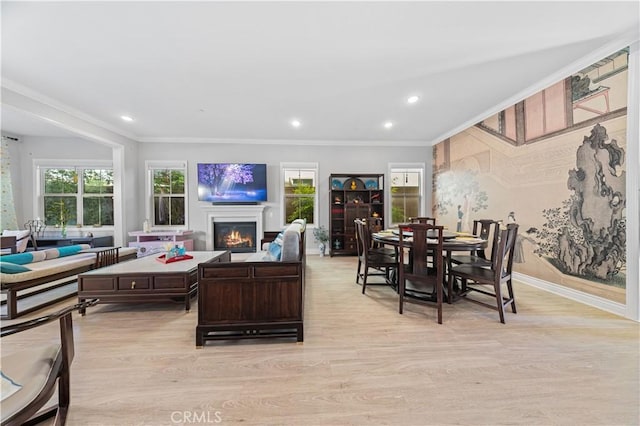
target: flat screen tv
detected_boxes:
[197,163,267,203]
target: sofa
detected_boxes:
[1,244,137,319]
[196,219,306,345]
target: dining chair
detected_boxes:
[447,223,519,323]
[397,223,445,324]
[1,299,98,426]
[355,219,398,294]
[408,217,436,225]
[364,218,396,258]
[449,219,500,268]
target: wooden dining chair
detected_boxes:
[397,223,445,324]
[449,219,500,268]
[364,219,396,258]
[355,219,398,294]
[1,299,98,426]
[408,217,436,225]
[447,223,519,323]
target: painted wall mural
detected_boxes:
[537,124,626,281]
[433,49,628,303]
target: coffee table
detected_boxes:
[77,250,230,314]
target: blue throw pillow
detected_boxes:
[57,245,83,257]
[0,262,31,274]
[0,252,34,265]
[268,240,282,261]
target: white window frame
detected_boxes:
[145,160,189,229]
[34,159,114,229]
[387,163,425,226]
[280,162,318,227]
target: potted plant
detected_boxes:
[313,225,330,256]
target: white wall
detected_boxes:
[137,141,430,250]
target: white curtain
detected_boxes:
[1,137,19,230]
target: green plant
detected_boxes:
[313,225,330,244]
[286,183,315,223]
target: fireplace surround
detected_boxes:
[203,205,266,251]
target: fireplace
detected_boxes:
[203,204,265,252]
[214,222,257,253]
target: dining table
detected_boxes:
[371,228,488,303]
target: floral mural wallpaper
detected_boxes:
[433,48,629,303]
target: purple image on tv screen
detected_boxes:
[197,163,267,203]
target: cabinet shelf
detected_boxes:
[329,174,385,256]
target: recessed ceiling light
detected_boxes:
[407,95,420,104]
[121,115,134,122]
[291,119,301,128]
[384,121,394,129]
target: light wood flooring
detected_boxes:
[2,255,638,425]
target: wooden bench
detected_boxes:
[1,247,137,319]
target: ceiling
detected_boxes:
[1,1,638,145]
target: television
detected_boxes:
[197,163,267,203]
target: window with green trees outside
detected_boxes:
[283,166,317,225]
[152,168,186,226]
[42,167,114,226]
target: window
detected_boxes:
[38,163,114,227]
[389,166,424,225]
[282,163,317,225]
[147,161,187,227]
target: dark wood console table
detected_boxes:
[78,250,231,314]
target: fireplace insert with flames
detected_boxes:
[214,222,257,253]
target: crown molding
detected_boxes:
[136,136,429,147]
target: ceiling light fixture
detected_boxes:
[407,95,420,104]
[291,119,301,128]
[384,121,394,129]
[120,115,134,122]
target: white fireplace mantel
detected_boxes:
[203,204,266,251]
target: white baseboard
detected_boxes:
[513,272,628,319]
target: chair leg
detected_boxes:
[494,281,506,324]
[447,272,454,305]
[356,259,362,283]
[398,277,404,314]
[507,279,517,313]
[362,267,368,294]
[54,366,70,426]
[436,280,443,324]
